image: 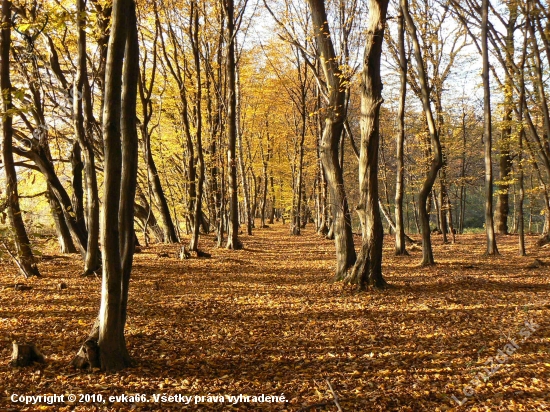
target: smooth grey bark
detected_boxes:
[94,0,138,372]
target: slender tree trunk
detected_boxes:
[395,5,407,255]
[517,25,528,255]
[1,0,41,278]
[482,0,498,255]
[76,0,100,275]
[402,0,443,265]
[190,2,205,252]
[225,0,242,250]
[47,186,77,253]
[70,142,86,235]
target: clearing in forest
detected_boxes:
[1,224,549,411]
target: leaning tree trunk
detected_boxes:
[402,0,443,266]
[394,5,408,256]
[307,0,356,279]
[47,186,77,253]
[346,0,389,290]
[0,0,40,278]
[225,0,242,250]
[482,0,498,255]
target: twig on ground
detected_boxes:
[326,379,343,412]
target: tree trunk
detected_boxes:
[307,0,356,279]
[402,0,443,266]
[93,0,138,372]
[481,0,498,255]
[76,0,101,275]
[47,187,77,253]
[395,5,407,256]
[517,24,527,256]
[225,0,242,250]
[190,2,206,252]
[495,5,517,235]
[346,0,389,290]
[70,142,87,235]
[1,0,40,278]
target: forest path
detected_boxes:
[0,223,549,410]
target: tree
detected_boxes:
[345,0,389,290]
[307,0,356,279]
[481,0,498,255]
[0,0,40,278]
[74,0,140,372]
[401,0,443,266]
[394,4,408,256]
[225,0,243,250]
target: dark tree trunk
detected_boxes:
[269,175,275,225]
[495,5,517,235]
[70,142,87,235]
[225,0,242,250]
[346,0,389,290]
[395,5,408,256]
[517,24,527,256]
[190,2,206,252]
[1,0,40,278]
[307,0,356,279]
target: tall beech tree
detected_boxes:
[346,0,389,290]
[0,0,40,278]
[307,0,356,279]
[225,0,243,250]
[74,0,140,372]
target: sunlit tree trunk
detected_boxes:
[481,0,498,255]
[76,0,101,275]
[84,0,138,372]
[307,0,356,279]
[346,0,389,290]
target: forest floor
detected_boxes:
[0,224,549,411]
